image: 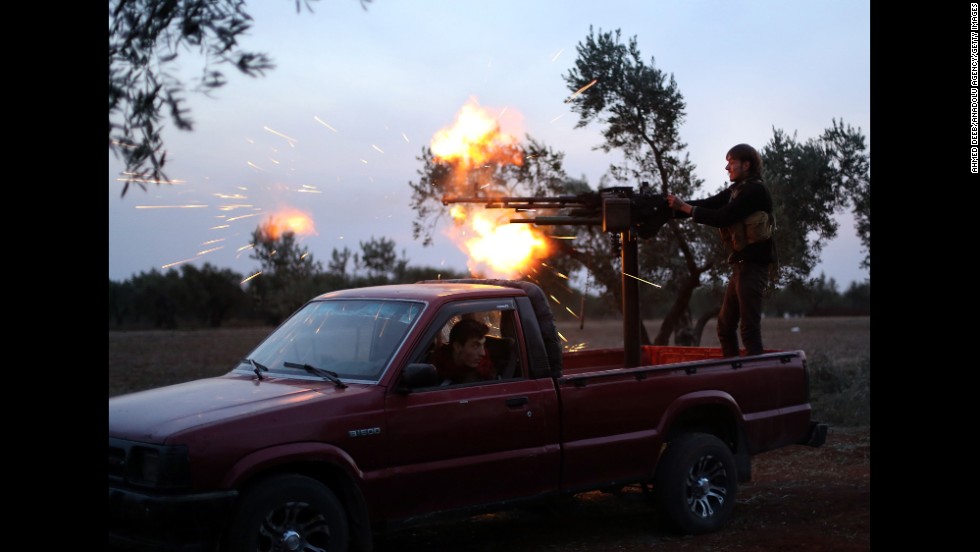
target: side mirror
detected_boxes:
[396,363,440,393]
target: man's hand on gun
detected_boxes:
[667,194,692,215]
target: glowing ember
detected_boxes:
[564,78,598,103]
[450,205,467,222]
[259,208,317,240]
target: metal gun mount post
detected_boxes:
[603,197,641,368]
[621,230,640,367]
[442,186,670,368]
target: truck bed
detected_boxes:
[561,345,782,373]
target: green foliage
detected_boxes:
[762,122,870,285]
[108,1,374,195]
[108,278,132,327]
[842,279,871,310]
[132,268,183,328]
[358,236,399,279]
[560,28,870,345]
[564,28,726,345]
[327,246,353,278]
[112,267,182,328]
[178,263,251,327]
[807,353,870,427]
[766,275,869,317]
[109,263,253,329]
[249,228,323,277]
[394,265,469,284]
[109,0,279,194]
[565,27,692,193]
[766,279,811,317]
[109,233,469,329]
[566,277,867,324]
[405,26,870,348]
[822,120,871,270]
[247,227,325,324]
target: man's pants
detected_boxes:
[717,261,769,357]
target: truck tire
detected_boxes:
[223,474,349,552]
[653,433,737,535]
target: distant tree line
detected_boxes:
[108,234,468,330]
[109,229,868,331]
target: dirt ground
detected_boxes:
[372,426,870,552]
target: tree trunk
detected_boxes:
[672,310,694,346]
[653,273,701,345]
[692,306,720,346]
[640,321,652,345]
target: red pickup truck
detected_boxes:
[108,279,826,552]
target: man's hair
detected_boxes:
[449,318,489,345]
[726,143,763,179]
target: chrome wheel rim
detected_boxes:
[685,453,729,519]
[256,500,332,552]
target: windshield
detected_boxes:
[239,299,425,382]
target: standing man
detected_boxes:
[667,143,776,357]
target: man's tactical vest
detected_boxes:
[720,210,775,252]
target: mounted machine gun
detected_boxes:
[442,183,672,367]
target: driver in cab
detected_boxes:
[430,318,496,384]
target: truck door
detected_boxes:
[381,299,561,520]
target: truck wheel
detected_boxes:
[653,433,737,535]
[224,474,349,552]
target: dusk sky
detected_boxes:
[108,0,871,287]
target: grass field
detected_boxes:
[108,315,870,425]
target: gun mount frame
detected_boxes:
[442,185,672,367]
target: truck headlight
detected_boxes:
[126,444,190,489]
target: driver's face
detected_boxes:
[453,336,486,369]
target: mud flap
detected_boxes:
[802,421,828,447]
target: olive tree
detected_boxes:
[408,26,870,346]
[565,28,870,345]
[563,27,722,344]
[108,0,372,196]
[248,226,324,323]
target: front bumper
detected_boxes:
[108,485,238,552]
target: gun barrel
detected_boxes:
[510,216,602,226]
[442,195,592,208]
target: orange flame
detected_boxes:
[431,99,523,177]
[433,100,551,278]
[259,208,317,240]
[446,209,552,279]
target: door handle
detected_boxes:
[506,396,529,408]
